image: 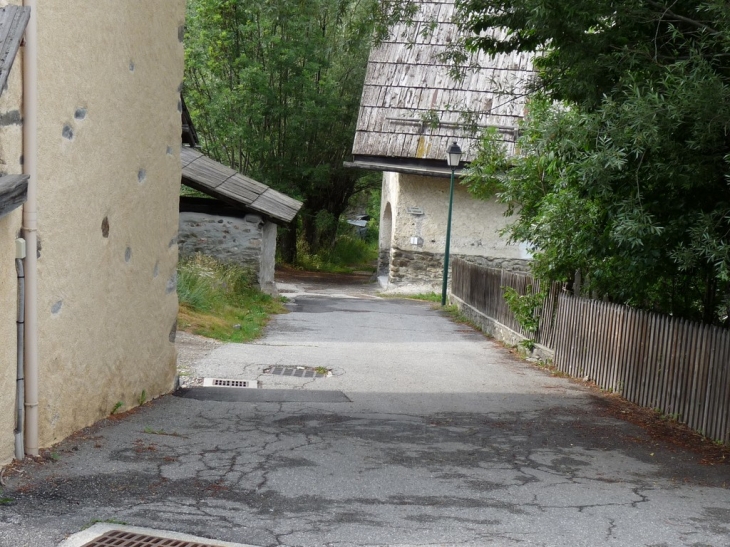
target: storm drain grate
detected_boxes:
[263,365,327,378]
[81,529,221,547]
[202,378,257,389]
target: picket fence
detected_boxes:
[451,258,730,444]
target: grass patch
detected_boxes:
[294,235,378,274]
[405,292,442,302]
[177,255,287,342]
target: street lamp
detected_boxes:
[441,141,462,306]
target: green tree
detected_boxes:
[457,0,730,324]
[184,0,414,261]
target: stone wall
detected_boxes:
[178,212,278,294]
[460,255,532,274]
[179,212,263,269]
[388,247,532,290]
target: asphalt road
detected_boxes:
[1,273,729,547]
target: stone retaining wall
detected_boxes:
[388,247,532,286]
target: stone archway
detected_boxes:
[379,202,393,278]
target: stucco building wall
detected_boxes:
[30,1,185,447]
[380,172,531,291]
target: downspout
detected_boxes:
[14,257,24,460]
[21,0,38,457]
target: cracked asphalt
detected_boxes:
[1,271,729,547]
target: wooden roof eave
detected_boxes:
[344,156,466,179]
[180,147,303,224]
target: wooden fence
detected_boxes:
[450,258,730,444]
[451,258,561,348]
[553,295,730,444]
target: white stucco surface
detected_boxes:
[28,1,185,448]
[392,173,526,258]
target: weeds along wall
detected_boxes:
[21,1,185,451]
[177,212,278,295]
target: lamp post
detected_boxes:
[441,141,462,306]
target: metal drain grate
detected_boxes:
[202,378,257,389]
[81,529,221,547]
[263,365,327,378]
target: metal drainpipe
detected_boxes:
[22,0,39,457]
[14,258,24,460]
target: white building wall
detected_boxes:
[381,172,531,292]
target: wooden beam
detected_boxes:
[0,6,30,96]
[0,173,29,220]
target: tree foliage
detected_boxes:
[458,0,730,324]
[184,0,415,259]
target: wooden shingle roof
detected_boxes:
[181,147,302,224]
[350,0,533,170]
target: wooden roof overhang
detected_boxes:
[344,155,465,179]
[0,5,31,220]
[180,146,302,224]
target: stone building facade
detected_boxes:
[347,0,535,292]
[379,171,530,292]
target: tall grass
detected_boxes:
[177,255,286,342]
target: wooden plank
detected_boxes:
[610,304,626,395]
[671,319,690,420]
[250,189,305,224]
[651,313,668,409]
[636,310,651,406]
[687,323,708,432]
[701,326,720,439]
[717,328,730,444]
[216,175,266,205]
[0,6,30,96]
[609,303,622,394]
[182,157,238,190]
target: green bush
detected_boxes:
[294,235,378,273]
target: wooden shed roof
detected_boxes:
[351,0,533,169]
[181,147,302,224]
